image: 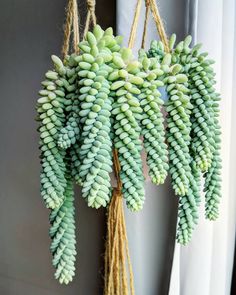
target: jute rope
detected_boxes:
[128,0,142,49]
[149,0,170,52]
[84,0,97,37]
[141,0,150,48]
[104,150,135,295]
[129,0,170,52]
[72,0,79,52]
[61,0,80,59]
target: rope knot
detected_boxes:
[114,186,122,197]
[87,0,95,11]
[84,0,97,35]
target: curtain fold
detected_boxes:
[185,0,198,43]
[169,0,236,294]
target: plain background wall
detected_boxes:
[0,0,185,294]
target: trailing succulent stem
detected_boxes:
[110,48,145,211]
[148,34,222,244]
[49,158,76,284]
[75,26,120,209]
[37,23,223,282]
[37,56,68,209]
[138,51,169,185]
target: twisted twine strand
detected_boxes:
[141,0,150,48]
[104,150,135,295]
[128,0,142,49]
[61,0,80,59]
[72,0,79,53]
[149,0,170,52]
[105,191,134,295]
[113,149,122,192]
[61,0,73,59]
[84,0,97,37]
[129,0,170,52]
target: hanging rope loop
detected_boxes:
[128,0,170,52]
[72,0,79,53]
[61,0,80,59]
[61,0,73,59]
[141,0,151,48]
[128,0,142,49]
[87,0,96,11]
[84,0,97,37]
[149,0,170,52]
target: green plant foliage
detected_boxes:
[148,42,193,197]
[204,93,221,220]
[56,55,82,185]
[109,48,145,211]
[169,36,222,222]
[57,56,79,150]
[74,26,121,209]
[37,56,79,283]
[165,68,192,196]
[147,34,222,245]
[189,53,216,172]
[70,142,82,184]
[37,23,223,283]
[37,57,68,209]
[49,161,76,284]
[176,161,201,244]
[138,51,169,185]
[57,99,80,149]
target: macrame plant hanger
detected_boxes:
[104,1,171,294]
[37,0,222,286]
[141,0,170,52]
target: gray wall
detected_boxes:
[0,0,185,294]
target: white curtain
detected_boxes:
[117,0,236,294]
[169,0,236,294]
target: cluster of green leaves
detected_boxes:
[37,56,77,283]
[138,50,169,186]
[36,24,222,283]
[148,34,221,244]
[36,25,171,283]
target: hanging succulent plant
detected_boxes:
[37,55,78,282]
[49,158,76,284]
[109,49,145,211]
[147,33,221,245]
[168,35,222,224]
[75,27,121,209]
[138,50,169,185]
[37,57,68,210]
[204,93,222,220]
[37,0,222,280]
